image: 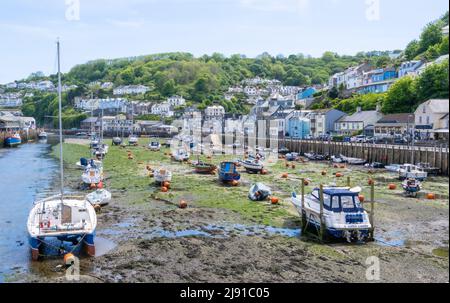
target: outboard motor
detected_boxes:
[80,158,88,167]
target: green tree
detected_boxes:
[416,59,449,101]
[382,76,417,113]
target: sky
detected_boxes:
[0,0,448,84]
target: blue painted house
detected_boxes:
[285,111,311,139]
[358,68,398,94]
[297,87,317,100]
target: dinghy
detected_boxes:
[128,135,139,146]
[240,157,264,174]
[218,162,240,183]
[291,186,372,242]
[385,164,401,173]
[86,189,112,206]
[285,152,299,161]
[112,137,122,146]
[154,168,172,184]
[248,183,272,201]
[192,158,216,174]
[401,178,421,197]
[172,149,190,162]
[149,141,161,151]
[340,154,366,165]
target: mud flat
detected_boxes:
[13,140,449,283]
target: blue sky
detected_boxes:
[0,0,448,83]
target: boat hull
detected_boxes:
[4,137,21,147]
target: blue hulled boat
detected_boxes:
[218,162,241,183]
[4,133,21,147]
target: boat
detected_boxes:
[27,40,97,261]
[172,149,190,162]
[192,159,216,174]
[291,186,372,242]
[401,178,421,197]
[385,164,401,173]
[89,137,100,149]
[417,163,440,175]
[82,163,103,186]
[4,133,21,147]
[38,131,48,140]
[93,144,109,159]
[340,154,366,165]
[398,164,428,181]
[149,141,161,151]
[240,157,264,174]
[128,135,139,146]
[218,162,241,183]
[278,147,290,155]
[76,158,101,170]
[112,137,122,146]
[154,168,172,184]
[86,189,112,207]
[248,183,272,201]
[364,162,385,169]
[285,152,299,161]
[331,155,345,163]
[304,152,326,161]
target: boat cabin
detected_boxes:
[310,188,364,213]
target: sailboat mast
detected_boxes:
[57,39,64,200]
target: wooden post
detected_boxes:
[347,176,351,187]
[369,182,375,241]
[319,184,325,242]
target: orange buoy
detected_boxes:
[321,170,327,176]
[303,179,310,186]
[281,173,288,178]
[340,164,346,169]
[427,193,436,200]
[388,183,396,190]
[285,163,290,168]
[97,181,104,189]
[270,197,279,204]
[179,200,188,209]
[231,180,239,187]
[333,164,339,168]
[64,253,76,265]
[161,186,169,192]
[358,194,365,203]
[94,204,102,212]
[291,164,296,169]
[90,183,97,189]
[146,165,152,171]
[335,172,343,178]
[368,179,374,186]
[261,169,268,175]
[163,181,171,189]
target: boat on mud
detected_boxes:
[417,162,440,175]
[27,40,97,261]
[149,141,161,151]
[401,178,421,197]
[304,152,326,161]
[112,137,122,146]
[285,152,299,161]
[291,186,372,242]
[4,133,21,147]
[154,168,172,184]
[331,155,345,163]
[365,162,385,169]
[172,149,190,162]
[248,183,272,201]
[385,164,401,173]
[76,158,102,170]
[278,147,290,155]
[128,135,139,146]
[398,164,428,181]
[240,156,264,174]
[86,189,112,207]
[82,164,103,186]
[340,154,366,165]
[192,158,216,174]
[38,131,48,140]
[218,162,241,183]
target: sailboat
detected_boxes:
[27,40,97,261]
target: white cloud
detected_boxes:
[106,19,145,29]
[239,0,310,13]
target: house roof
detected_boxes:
[421,99,449,114]
[82,117,98,123]
[377,113,414,124]
[338,110,383,124]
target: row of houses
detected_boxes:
[328,54,449,95]
[0,93,23,108]
[0,111,36,130]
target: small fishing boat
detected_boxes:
[417,163,440,176]
[172,149,190,162]
[192,159,216,174]
[82,166,103,186]
[364,162,385,169]
[401,178,421,197]
[331,155,345,163]
[93,144,109,159]
[128,135,139,146]
[38,131,48,140]
[398,164,428,181]
[248,183,272,201]
[90,138,100,149]
[385,164,401,173]
[76,158,101,170]
[154,168,172,184]
[340,154,366,165]
[4,133,21,147]
[285,152,299,161]
[218,162,241,183]
[240,157,264,174]
[278,147,290,155]
[304,152,325,161]
[291,186,372,242]
[112,137,122,146]
[149,141,161,151]
[86,189,112,207]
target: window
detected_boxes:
[419,116,422,124]
[331,196,340,211]
[341,196,356,211]
[423,107,426,114]
[426,116,430,125]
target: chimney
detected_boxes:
[356,106,362,113]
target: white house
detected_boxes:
[414,99,449,140]
[205,105,225,119]
[37,80,55,91]
[0,95,23,107]
[113,85,150,95]
[151,102,174,117]
[398,60,423,78]
[167,95,185,107]
[335,106,384,136]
